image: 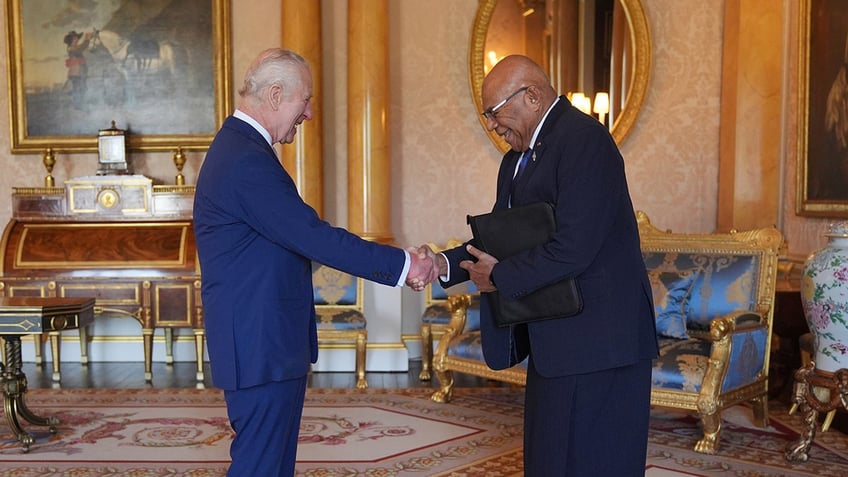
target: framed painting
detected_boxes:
[797,0,848,217]
[5,0,232,153]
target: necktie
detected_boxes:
[510,149,533,201]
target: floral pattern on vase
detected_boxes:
[801,221,848,373]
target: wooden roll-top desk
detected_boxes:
[0,175,204,382]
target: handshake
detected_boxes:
[403,243,499,294]
[404,245,446,292]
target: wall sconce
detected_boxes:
[593,92,610,125]
[486,50,502,74]
[569,92,592,115]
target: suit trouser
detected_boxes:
[224,375,308,477]
[524,358,653,476]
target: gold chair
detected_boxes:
[639,211,783,454]
[312,262,368,389]
[418,240,478,381]
[430,294,526,403]
[429,212,783,455]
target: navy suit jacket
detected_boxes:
[194,116,406,391]
[442,97,658,377]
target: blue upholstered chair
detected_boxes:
[312,262,368,389]
[429,212,784,456]
[638,211,783,454]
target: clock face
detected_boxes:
[98,135,125,164]
[97,189,119,208]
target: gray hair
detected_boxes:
[238,48,310,99]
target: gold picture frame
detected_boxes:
[5,0,232,153]
[796,0,848,217]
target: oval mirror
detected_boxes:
[470,0,651,152]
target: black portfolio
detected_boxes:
[467,202,583,327]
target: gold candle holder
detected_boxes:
[173,146,186,185]
[42,148,56,187]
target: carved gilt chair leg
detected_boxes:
[355,330,368,389]
[430,367,455,403]
[419,324,432,381]
[694,410,722,454]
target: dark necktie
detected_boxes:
[510,149,533,200]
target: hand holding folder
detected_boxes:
[467,202,583,327]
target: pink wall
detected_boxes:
[0,0,831,257]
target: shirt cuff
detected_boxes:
[396,249,412,287]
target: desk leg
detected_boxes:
[193,329,205,383]
[143,328,153,382]
[79,325,89,365]
[164,328,175,365]
[48,331,61,382]
[1,336,58,452]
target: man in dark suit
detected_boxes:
[425,55,658,475]
[193,48,435,476]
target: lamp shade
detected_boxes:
[569,92,591,115]
[593,92,610,114]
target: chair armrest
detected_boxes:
[708,308,770,340]
[701,308,772,396]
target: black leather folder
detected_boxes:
[467,202,583,327]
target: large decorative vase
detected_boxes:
[800,221,848,372]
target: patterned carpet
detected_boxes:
[0,387,846,476]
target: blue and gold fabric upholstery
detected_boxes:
[311,262,368,388]
[652,326,767,393]
[446,328,528,370]
[649,270,699,339]
[313,263,364,331]
[642,251,760,332]
[645,251,768,395]
[422,281,479,327]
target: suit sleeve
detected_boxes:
[231,149,407,286]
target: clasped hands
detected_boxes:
[405,244,498,293]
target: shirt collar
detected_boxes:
[233,109,274,147]
[528,96,560,149]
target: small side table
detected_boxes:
[0,297,94,452]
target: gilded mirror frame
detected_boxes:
[470,0,651,152]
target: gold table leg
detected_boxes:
[1,336,59,452]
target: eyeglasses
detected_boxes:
[481,86,529,121]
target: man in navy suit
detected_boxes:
[424,55,658,475]
[193,48,435,476]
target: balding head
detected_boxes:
[481,55,557,152]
